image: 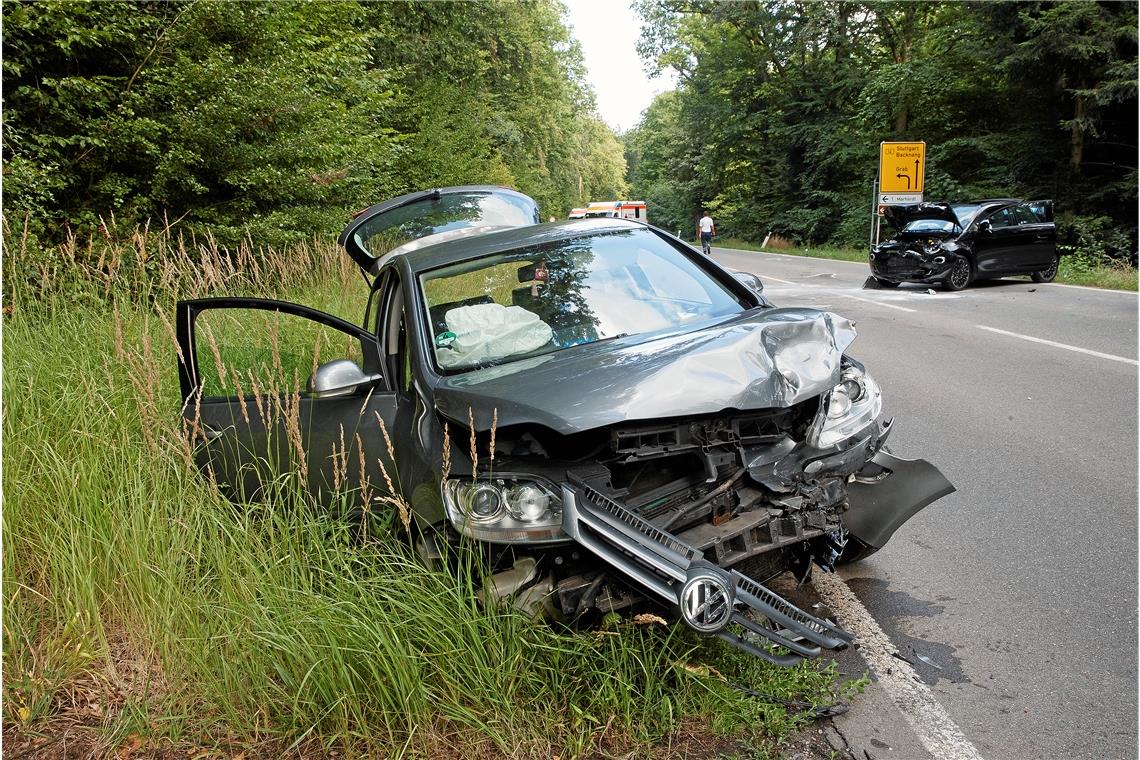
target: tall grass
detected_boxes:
[3,218,855,757]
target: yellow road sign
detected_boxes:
[879,142,925,194]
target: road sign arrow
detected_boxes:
[896,172,911,189]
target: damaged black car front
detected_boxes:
[869,202,971,290]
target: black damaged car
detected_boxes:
[175,185,955,666]
[869,199,1058,290]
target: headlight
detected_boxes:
[443,476,567,543]
[813,366,882,448]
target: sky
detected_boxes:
[563,0,676,134]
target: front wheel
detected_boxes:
[874,278,899,288]
[944,257,973,291]
[1031,254,1059,283]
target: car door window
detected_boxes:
[987,208,1015,230]
[1012,206,1038,226]
[192,307,369,400]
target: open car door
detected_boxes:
[175,298,399,514]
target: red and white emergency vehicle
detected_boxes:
[580,200,648,223]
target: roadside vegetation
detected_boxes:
[2,220,864,758]
[714,237,1139,292]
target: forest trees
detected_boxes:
[1,0,627,246]
[628,0,1137,258]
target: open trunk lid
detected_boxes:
[338,186,541,275]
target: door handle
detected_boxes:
[201,426,225,440]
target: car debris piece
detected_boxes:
[173,185,956,667]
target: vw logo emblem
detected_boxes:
[679,574,733,633]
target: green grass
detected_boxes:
[714,237,1138,291]
[3,226,861,757]
[716,238,868,264]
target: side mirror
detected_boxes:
[307,359,382,398]
[977,219,992,234]
[731,270,765,295]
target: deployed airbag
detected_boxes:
[437,303,553,369]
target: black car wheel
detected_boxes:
[874,278,899,288]
[1031,254,1059,283]
[944,257,973,291]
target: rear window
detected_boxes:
[902,219,958,234]
[353,191,540,259]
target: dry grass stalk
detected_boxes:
[440,422,451,483]
[280,391,308,482]
[331,425,347,494]
[489,408,498,466]
[154,305,183,366]
[201,324,226,390]
[228,368,251,425]
[355,433,373,535]
[468,407,478,480]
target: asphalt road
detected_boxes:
[711,246,1138,760]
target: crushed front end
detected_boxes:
[869,238,962,285]
[441,362,954,666]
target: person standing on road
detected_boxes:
[697,209,715,255]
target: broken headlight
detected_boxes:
[443,476,567,543]
[812,366,882,448]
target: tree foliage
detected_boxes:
[2,0,627,245]
[628,0,1137,256]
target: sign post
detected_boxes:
[878,141,925,205]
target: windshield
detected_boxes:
[353,191,539,260]
[420,229,747,372]
[950,204,981,227]
[901,218,959,234]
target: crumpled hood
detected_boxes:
[882,202,960,232]
[433,308,857,434]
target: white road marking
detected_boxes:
[1036,281,1138,295]
[763,283,919,313]
[812,572,986,760]
[976,325,1139,366]
[839,293,917,313]
[717,246,867,266]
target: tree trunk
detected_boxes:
[1070,93,1085,172]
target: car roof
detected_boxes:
[393,217,645,273]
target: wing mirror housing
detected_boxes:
[977,219,992,234]
[731,270,765,295]
[308,359,382,398]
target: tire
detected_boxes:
[836,535,880,565]
[944,257,973,291]
[1031,254,1059,283]
[874,278,899,288]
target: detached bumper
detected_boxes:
[561,475,853,666]
[843,451,955,548]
